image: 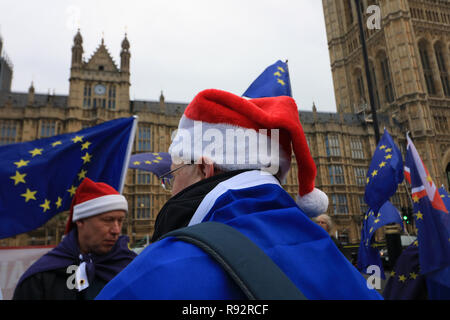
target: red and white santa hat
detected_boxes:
[168,89,328,217]
[65,178,128,234]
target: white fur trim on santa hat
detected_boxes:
[73,194,128,222]
[295,188,329,218]
[169,115,291,180]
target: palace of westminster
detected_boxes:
[0,0,449,249]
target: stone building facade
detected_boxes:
[322,0,450,190]
[2,4,449,248]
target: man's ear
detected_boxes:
[75,220,84,230]
[198,157,215,179]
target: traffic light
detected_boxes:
[401,207,413,224]
[401,207,409,224]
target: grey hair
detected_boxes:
[312,214,334,235]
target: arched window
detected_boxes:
[434,42,450,97]
[344,0,354,27]
[418,40,436,95]
[354,68,366,105]
[369,60,381,109]
[377,51,395,103]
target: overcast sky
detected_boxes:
[0,0,337,112]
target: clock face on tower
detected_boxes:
[94,84,106,95]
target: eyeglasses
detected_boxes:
[159,163,192,191]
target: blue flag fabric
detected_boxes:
[129,152,172,178]
[405,135,450,289]
[0,117,137,239]
[364,129,404,213]
[97,170,382,299]
[383,243,428,300]
[357,201,404,278]
[242,60,292,98]
[440,187,450,212]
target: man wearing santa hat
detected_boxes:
[13,178,137,300]
[97,89,382,300]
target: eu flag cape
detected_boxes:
[242,60,292,98]
[0,117,137,239]
[97,171,381,300]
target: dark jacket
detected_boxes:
[13,267,107,300]
[13,229,136,300]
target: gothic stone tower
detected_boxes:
[322,0,450,189]
[68,30,131,112]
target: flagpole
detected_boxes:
[285,59,293,98]
[355,0,380,144]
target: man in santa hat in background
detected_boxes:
[97,89,382,300]
[13,178,136,300]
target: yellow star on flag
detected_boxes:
[390,271,396,277]
[72,135,84,143]
[277,66,285,73]
[369,227,374,233]
[412,195,420,203]
[277,79,286,86]
[398,275,407,282]
[21,188,37,202]
[374,219,380,224]
[145,161,152,164]
[156,157,162,160]
[413,240,419,246]
[379,161,387,168]
[14,159,29,168]
[55,197,62,209]
[10,171,27,185]
[379,145,386,150]
[40,199,51,213]
[133,161,141,165]
[385,148,392,153]
[410,272,418,280]
[29,148,43,157]
[67,185,77,197]
[81,141,91,150]
[415,211,424,220]
[78,169,87,180]
[152,153,159,156]
[385,154,392,160]
[274,71,282,77]
[371,170,378,177]
[366,177,370,184]
[81,152,92,164]
[52,141,62,147]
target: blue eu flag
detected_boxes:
[405,135,450,290]
[129,152,172,178]
[357,201,404,278]
[364,129,404,213]
[242,60,292,98]
[0,117,137,239]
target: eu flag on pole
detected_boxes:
[439,187,450,212]
[405,134,450,289]
[364,128,404,213]
[0,116,137,239]
[129,152,172,178]
[357,201,404,278]
[242,60,292,98]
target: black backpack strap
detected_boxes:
[161,221,307,300]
